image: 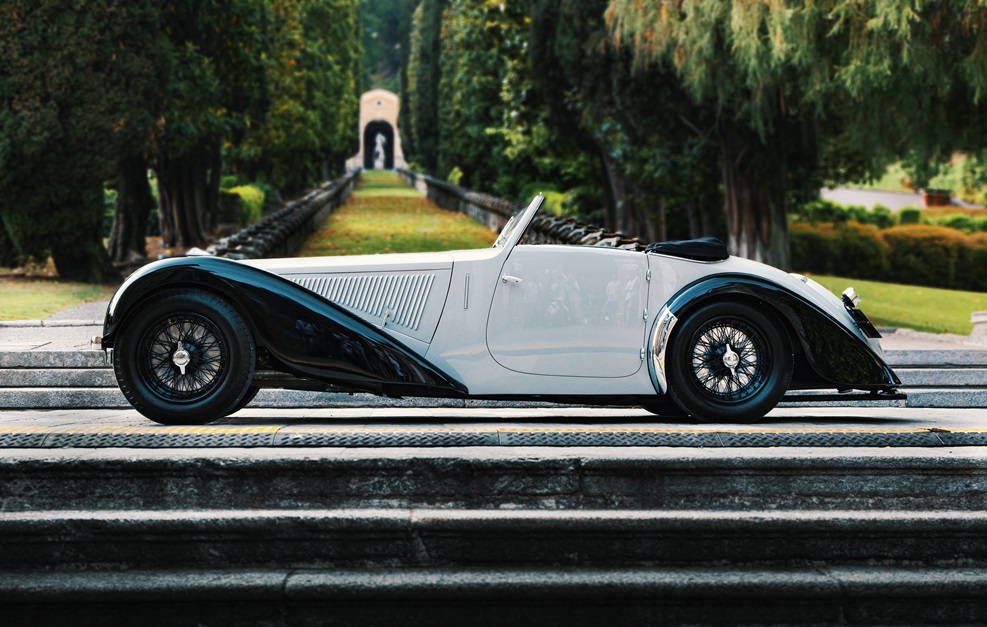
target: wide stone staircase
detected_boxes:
[1,346,985,410]
[2,447,987,624]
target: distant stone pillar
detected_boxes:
[346,89,405,170]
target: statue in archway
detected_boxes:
[373,133,387,169]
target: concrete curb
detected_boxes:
[0,320,101,328]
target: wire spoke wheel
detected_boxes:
[138,313,227,402]
[114,289,255,425]
[665,301,791,423]
[690,317,768,402]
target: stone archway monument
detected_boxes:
[347,89,405,170]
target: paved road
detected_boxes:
[3,406,986,448]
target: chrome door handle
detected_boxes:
[501,275,523,284]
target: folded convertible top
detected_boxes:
[644,237,729,262]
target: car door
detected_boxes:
[486,245,650,377]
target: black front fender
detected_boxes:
[103,256,467,397]
[664,275,900,389]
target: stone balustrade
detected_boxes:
[397,168,643,250]
[207,170,359,260]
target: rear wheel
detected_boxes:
[666,301,791,423]
[113,289,255,425]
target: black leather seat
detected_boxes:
[644,237,729,261]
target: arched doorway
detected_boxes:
[363,120,395,170]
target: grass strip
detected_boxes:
[0,278,115,321]
[809,274,987,335]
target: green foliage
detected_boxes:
[359,0,416,92]
[226,185,266,226]
[898,208,922,225]
[238,0,361,193]
[407,0,447,174]
[0,0,167,280]
[220,176,241,191]
[883,225,966,289]
[790,223,837,275]
[929,213,977,233]
[790,199,895,229]
[963,233,987,292]
[790,220,987,291]
[445,167,464,187]
[790,222,889,280]
[606,1,987,266]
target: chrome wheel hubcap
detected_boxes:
[172,341,191,375]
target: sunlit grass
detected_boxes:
[808,274,987,335]
[299,171,496,256]
[352,170,421,197]
[0,277,116,321]
[300,196,496,255]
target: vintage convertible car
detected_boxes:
[99,194,902,425]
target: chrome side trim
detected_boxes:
[650,305,678,394]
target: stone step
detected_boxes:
[897,368,987,386]
[3,509,987,570]
[0,368,116,387]
[2,349,986,370]
[4,449,986,512]
[3,366,984,389]
[3,565,985,625]
[1,385,984,409]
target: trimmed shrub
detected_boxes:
[930,213,977,233]
[831,222,890,280]
[868,204,895,229]
[789,199,846,224]
[789,222,837,275]
[962,233,987,292]
[220,175,240,191]
[898,207,922,225]
[790,222,890,280]
[883,225,965,289]
[226,185,265,226]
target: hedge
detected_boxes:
[791,221,987,291]
[789,222,889,280]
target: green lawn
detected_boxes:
[353,170,422,198]
[808,274,987,335]
[0,277,116,321]
[299,172,497,256]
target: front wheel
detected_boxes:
[113,289,255,425]
[666,301,791,423]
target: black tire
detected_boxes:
[666,301,792,423]
[113,289,255,425]
[640,399,688,420]
[226,386,260,416]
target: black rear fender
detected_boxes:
[664,276,899,389]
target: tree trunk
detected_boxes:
[156,142,221,249]
[718,128,790,269]
[107,154,154,266]
[596,141,642,237]
[51,184,118,283]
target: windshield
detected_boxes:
[493,194,542,248]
